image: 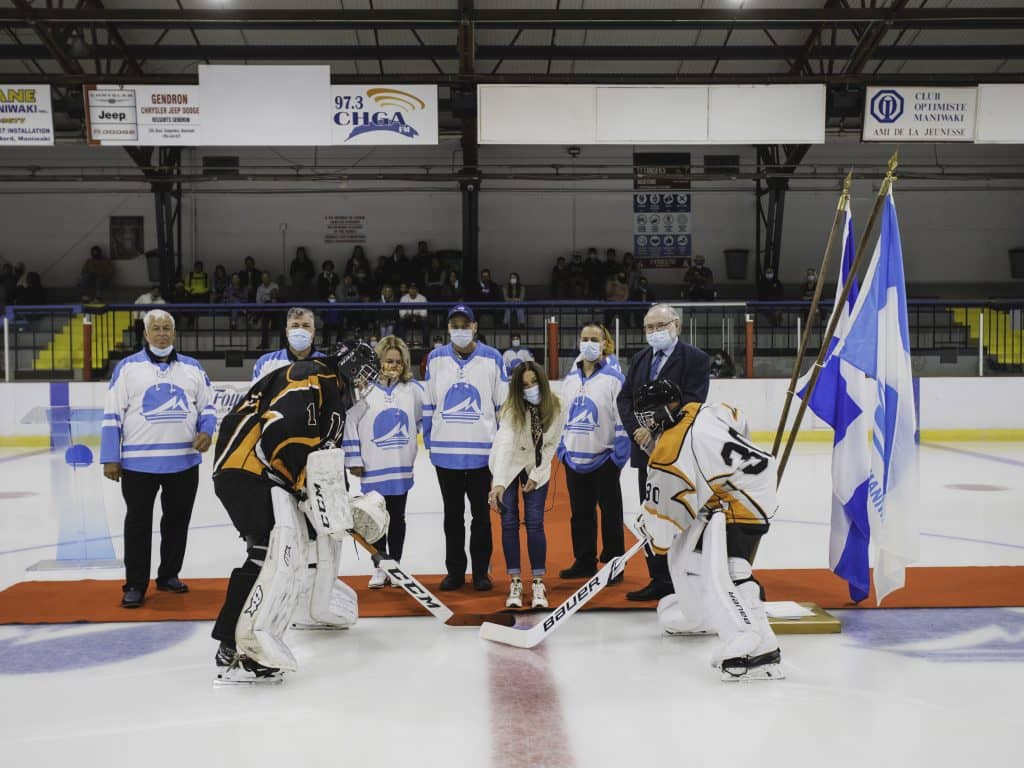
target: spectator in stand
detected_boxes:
[169,279,189,329]
[503,271,526,329]
[604,248,619,279]
[374,255,396,290]
[802,268,818,300]
[397,282,429,346]
[550,256,572,299]
[353,265,372,296]
[80,245,114,302]
[255,271,281,349]
[477,268,499,302]
[337,272,359,302]
[392,245,413,285]
[424,254,446,298]
[583,248,603,300]
[290,247,316,299]
[211,265,229,303]
[413,241,432,282]
[630,275,655,328]
[569,251,587,298]
[322,293,342,347]
[316,260,340,301]
[184,261,210,328]
[709,349,737,379]
[757,265,784,300]
[0,262,15,307]
[239,256,261,302]
[18,271,45,305]
[133,286,165,349]
[440,269,462,302]
[502,333,535,375]
[379,283,397,338]
[344,245,371,281]
[604,269,630,328]
[220,273,246,330]
[682,254,716,301]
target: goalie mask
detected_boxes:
[634,379,684,432]
[334,343,381,411]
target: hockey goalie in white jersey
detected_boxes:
[634,379,783,681]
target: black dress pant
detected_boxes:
[636,463,672,586]
[120,465,199,592]
[564,460,625,569]
[211,471,277,647]
[435,465,492,579]
[375,493,409,561]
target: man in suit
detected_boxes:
[617,303,711,601]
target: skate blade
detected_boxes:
[664,628,713,637]
[214,671,285,686]
[720,663,785,682]
[290,622,352,631]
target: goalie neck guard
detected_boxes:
[634,379,685,431]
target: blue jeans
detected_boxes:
[499,471,548,576]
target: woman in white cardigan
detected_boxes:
[487,361,565,609]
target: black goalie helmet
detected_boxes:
[334,342,381,410]
[634,379,684,431]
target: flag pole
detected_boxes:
[777,153,899,483]
[771,171,853,457]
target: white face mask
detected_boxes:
[509,277,518,285]
[523,385,541,405]
[580,340,602,362]
[646,329,675,352]
[287,328,313,352]
[449,328,473,348]
[149,343,174,358]
[511,339,520,348]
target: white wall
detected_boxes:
[1,141,1022,290]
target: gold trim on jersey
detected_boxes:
[706,474,769,525]
[648,403,700,468]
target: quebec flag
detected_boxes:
[835,189,919,603]
[797,199,875,602]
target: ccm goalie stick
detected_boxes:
[350,532,514,628]
[479,536,647,648]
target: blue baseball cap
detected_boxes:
[447,303,475,322]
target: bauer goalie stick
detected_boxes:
[349,532,514,628]
[479,536,647,648]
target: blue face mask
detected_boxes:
[449,328,473,348]
[580,340,602,362]
[646,329,674,352]
[287,328,313,352]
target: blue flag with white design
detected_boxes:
[835,189,919,603]
[797,199,876,602]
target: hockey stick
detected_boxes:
[479,536,646,648]
[350,532,514,628]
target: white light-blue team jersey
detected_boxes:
[557,359,630,473]
[342,379,424,496]
[424,342,509,470]
[252,348,326,381]
[101,350,216,474]
[502,347,534,375]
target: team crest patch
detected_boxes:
[243,586,264,616]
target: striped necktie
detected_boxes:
[649,351,665,381]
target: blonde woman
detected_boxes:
[342,336,424,588]
[572,323,622,373]
[487,361,565,609]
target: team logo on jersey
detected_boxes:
[372,408,411,449]
[565,396,600,433]
[441,382,482,423]
[141,383,190,423]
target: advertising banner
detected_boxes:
[85,84,200,145]
[330,85,438,145]
[863,86,977,142]
[0,85,54,145]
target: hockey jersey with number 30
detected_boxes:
[644,402,778,547]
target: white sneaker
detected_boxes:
[531,579,548,609]
[506,578,523,608]
[368,567,390,589]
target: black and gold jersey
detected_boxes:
[644,402,778,539]
[213,358,345,491]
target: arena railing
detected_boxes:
[4,299,1021,381]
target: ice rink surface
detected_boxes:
[1,440,1022,768]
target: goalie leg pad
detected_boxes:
[305,448,353,537]
[351,491,389,544]
[292,534,358,629]
[235,488,306,671]
[660,514,710,636]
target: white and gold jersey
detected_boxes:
[643,402,778,550]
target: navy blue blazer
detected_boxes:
[616,340,712,468]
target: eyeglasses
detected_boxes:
[643,320,674,333]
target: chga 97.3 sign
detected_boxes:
[330,85,438,145]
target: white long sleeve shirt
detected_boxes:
[342,379,424,495]
[101,349,216,473]
[489,403,566,491]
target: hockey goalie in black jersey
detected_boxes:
[635,379,784,682]
[210,343,388,684]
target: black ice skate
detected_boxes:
[214,643,284,686]
[720,648,785,682]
